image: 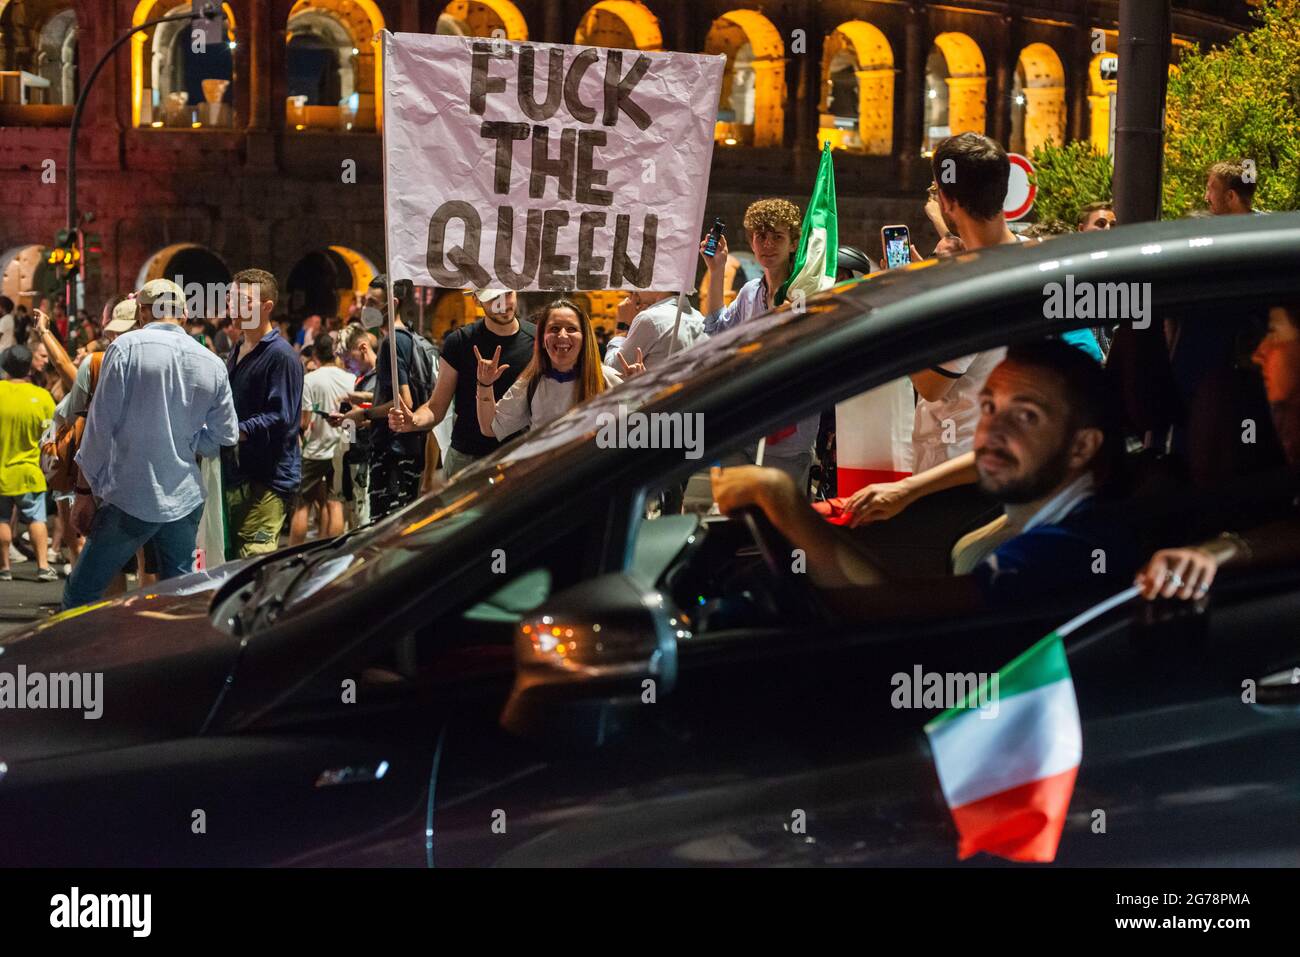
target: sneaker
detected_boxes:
[8,545,26,563]
[62,562,72,577]
[0,570,11,581]
[36,567,59,583]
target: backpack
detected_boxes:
[41,351,105,492]
[403,327,440,410]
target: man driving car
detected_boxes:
[711,340,1139,618]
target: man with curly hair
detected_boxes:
[699,197,818,495]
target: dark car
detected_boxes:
[3,213,1300,866]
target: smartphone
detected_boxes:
[703,218,725,258]
[881,225,912,269]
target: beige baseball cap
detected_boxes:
[104,298,140,333]
[473,288,512,306]
[136,278,187,320]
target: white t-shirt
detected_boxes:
[492,367,624,440]
[301,365,356,460]
[912,347,1006,474]
[912,233,1022,473]
[0,313,14,352]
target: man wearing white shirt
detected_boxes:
[907,134,1018,472]
[608,291,706,369]
[290,334,355,544]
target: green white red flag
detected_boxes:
[925,586,1138,862]
[775,143,838,306]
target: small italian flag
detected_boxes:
[775,143,838,306]
[924,634,1080,862]
[924,587,1138,862]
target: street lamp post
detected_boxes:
[1113,0,1171,225]
[64,3,222,307]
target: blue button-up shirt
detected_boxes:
[225,329,304,496]
[76,321,238,524]
[704,274,770,336]
[704,274,819,458]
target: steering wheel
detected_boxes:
[734,506,830,625]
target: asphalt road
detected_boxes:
[0,569,65,636]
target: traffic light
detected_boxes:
[45,228,81,283]
[83,232,103,285]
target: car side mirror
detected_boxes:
[499,573,685,748]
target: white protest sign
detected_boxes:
[382,31,724,293]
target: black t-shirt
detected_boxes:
[442,318,536,456]
[373,326,423,459]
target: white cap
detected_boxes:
[104,298,139,333]
[136,278,187,320]
[473,288,511,306]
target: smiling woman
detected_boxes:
[477,298,623,440]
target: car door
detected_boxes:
[1057,560,1300,866]
[427,583,1084,867]
[1,690,440,866]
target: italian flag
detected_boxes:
[924,634,1081,862]
[775,143,838,306]
[924,587,1138,862]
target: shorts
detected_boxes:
[225,481,289,559]
[0,492,48,525]
[296,457,342,507]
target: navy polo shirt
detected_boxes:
[971,498,1140,607]
[223,329,304,497]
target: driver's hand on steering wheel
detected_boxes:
[711,465,798,517]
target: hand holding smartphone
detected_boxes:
[881,225,912,269]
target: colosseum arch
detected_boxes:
[285,245,377,321]
[436,0,528,40]
[706,9,784,148]
[1010,42,1066,156]
[134,243,233,321]
[574,1,662,51]
[131,0,237,128]
[0,244,51,309]
[285,0,384,132]
[923,31,986,154]
[0,0,79,121]
[819,20,894,156]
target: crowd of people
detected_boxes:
[0,135,1288,621]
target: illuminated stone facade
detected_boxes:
[0,0,1255,337]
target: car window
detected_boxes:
[624,301,1288,633]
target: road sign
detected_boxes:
[1005,152,1037,221]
